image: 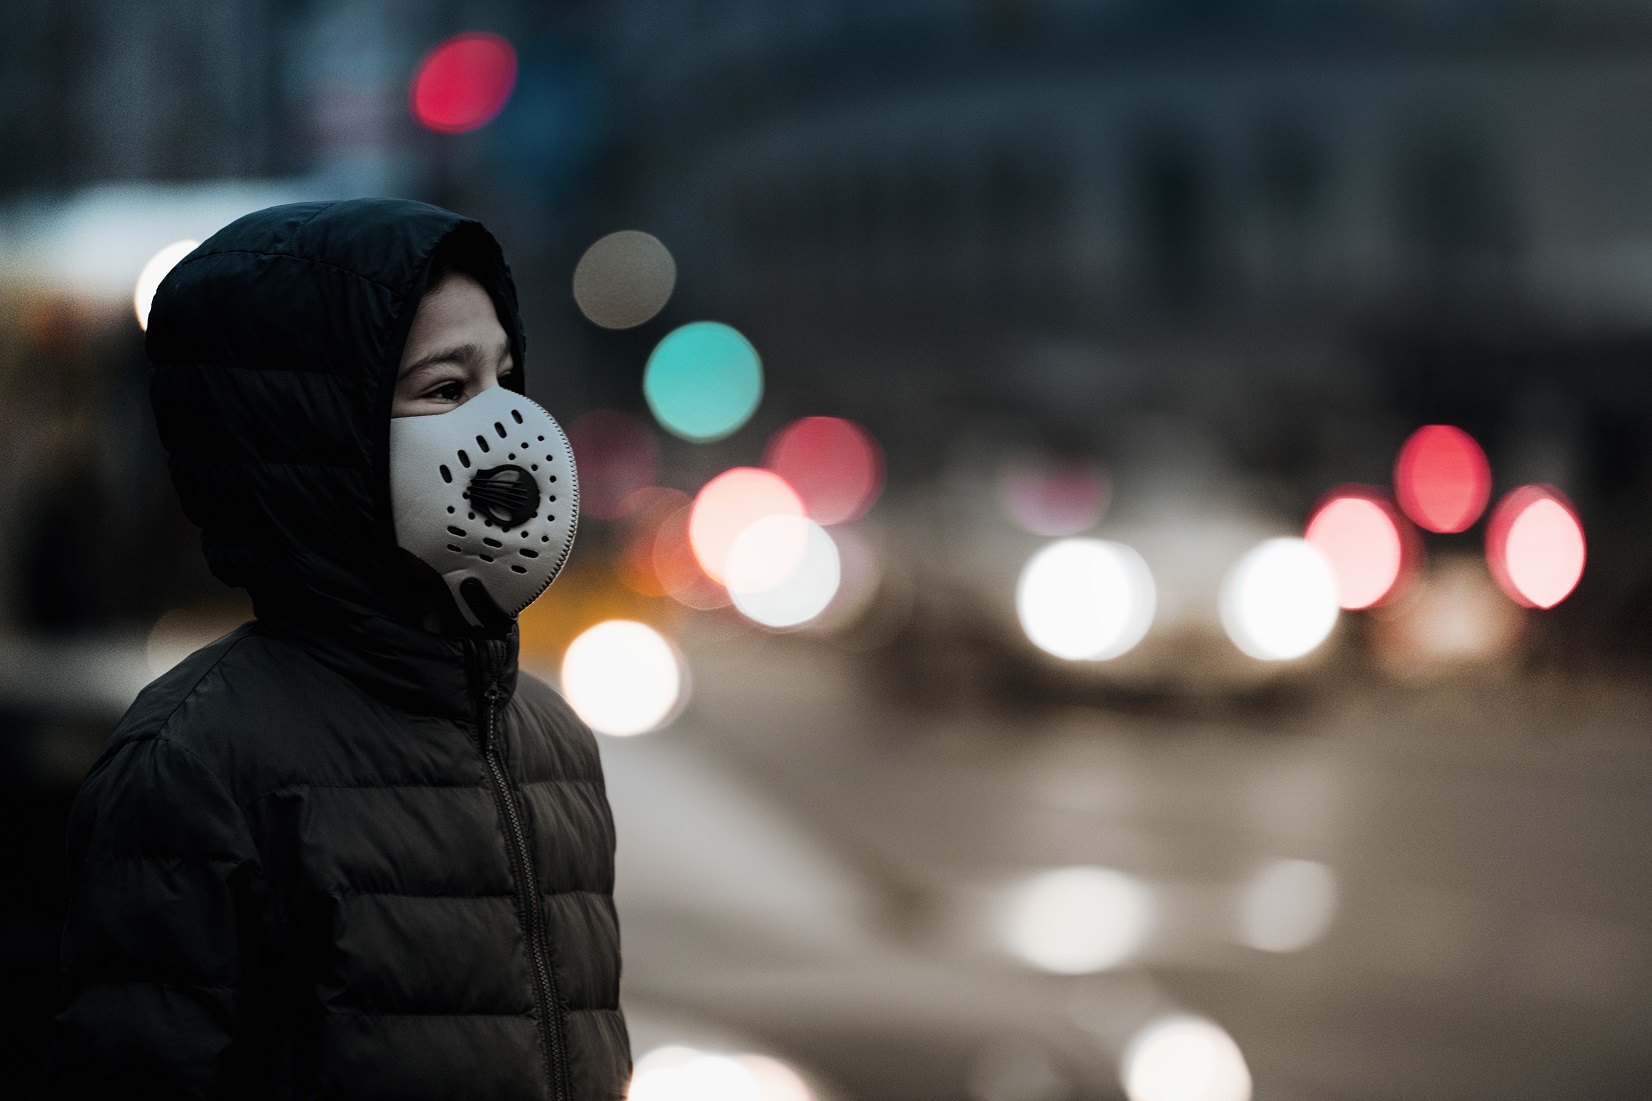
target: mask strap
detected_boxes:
[458,576,514,634]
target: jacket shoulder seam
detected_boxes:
[89,631,256,788]
[150,631,256,749]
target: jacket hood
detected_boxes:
[147,199,526,716]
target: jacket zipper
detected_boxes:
[480,677,569,1101]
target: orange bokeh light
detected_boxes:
[1486,485,1586,609]
[1305,488,1413,610]
[612,487,730,609]
[654,502,732,610]
[614,487,688,598]
[763,416,884,525]
[687,468,804,584]
[1394,425,1491,533]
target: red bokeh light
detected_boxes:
[410,33,517,134]
[1305,487,1414,610]
[763,417,884,526]
[688,469,805,584]
[569,410,657,520]
[1486,485,1586,609]
[1394,425,1491,533]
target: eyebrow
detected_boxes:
[397,340,511,382]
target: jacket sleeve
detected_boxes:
[42,733,262,1099]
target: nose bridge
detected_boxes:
[471,370,503,400]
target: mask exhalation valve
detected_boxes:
[468,464,541,528]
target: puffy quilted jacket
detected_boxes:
[42,200,629,1099]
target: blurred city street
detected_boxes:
[5,2,1652,1099]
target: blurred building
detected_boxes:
[596,0,1652,657]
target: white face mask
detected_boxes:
[389,385,579,629]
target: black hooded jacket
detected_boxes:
[42,200,629,1099]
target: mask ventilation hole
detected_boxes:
[511,564,528,574]
[519,548,539,559]
[440,465,453,483]
[457,450,471,468]
[495,421,508,438]
[479,553,494,563]
[475,434,491,453]
[447,544,462,553]
[537,435,544,441]
[512,409,524,424]
[483,537,503,548]
[447,525,466,537]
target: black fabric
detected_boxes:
[43,200,627,1100]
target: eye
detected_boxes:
[426,380,465,402]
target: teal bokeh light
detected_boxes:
[644,321,763,442]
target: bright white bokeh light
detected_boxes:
[1005,866,1153,974]
[723,512,811,594]
[1236,859,1338,953]
[1016,539,1155,661]
[628,1048,809,1101]
[561,620,683,736]
[734,1055,814,1101]
[1220,538,1339,661]
[1122,1016,1252,1101]
[133,239,197,330]
[727,516,841,629]
[628,1051,762,1101]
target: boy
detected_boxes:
[44,199,627,1100]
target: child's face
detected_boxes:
[392,272,515,418]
